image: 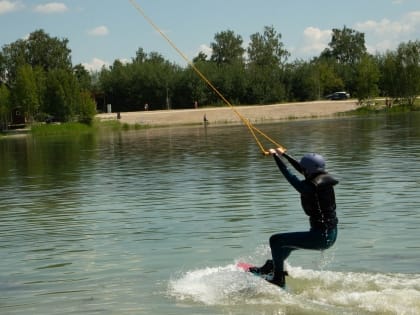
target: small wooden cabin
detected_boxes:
[9,107,26,129]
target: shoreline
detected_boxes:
[1,100,359,138]
[96,100,358,127]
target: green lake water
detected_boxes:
[1,112,420,314]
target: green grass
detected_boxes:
[95,119,150,131]
[29,119,150,136]
[341,99,420,117]
[96,120,124,132]
[31,122,93,136]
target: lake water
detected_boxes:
[1,112,420,315]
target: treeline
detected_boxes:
[1,26,420,130]
[98,25,420,112]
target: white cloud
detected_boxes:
[82,58,109,72]
[88,26,109,37]
[118,58,130,65]
[354,10,420,53]
[299,26,331,56]
[405,10,420,31]
[198,44,212,58]
[355,18,409,36]
[0,0,24,14]
[34,2,67,14]
[370,39,394,52]
[293,10,420,59]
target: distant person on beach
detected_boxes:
[144,103,149,111]
[250,148,338,288]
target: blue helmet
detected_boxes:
[300,153,325,176]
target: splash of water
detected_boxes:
[168,263,420,314]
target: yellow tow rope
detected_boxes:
[129,0,286,155]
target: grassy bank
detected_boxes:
[29,119,150,136]
[3,100,419,137]
[31,122,93,136]
[96,120,150,132]
[340,99,420,116]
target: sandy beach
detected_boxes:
[96,100,358,127]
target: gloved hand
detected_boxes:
[269,147,285,155]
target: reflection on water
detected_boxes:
[1,112,420,314]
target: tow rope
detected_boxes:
[129,0,286,155]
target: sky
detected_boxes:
[1,0,419,72]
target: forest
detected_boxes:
[1,26,420,130]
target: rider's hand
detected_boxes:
[269,147,285,155]
[276,147,285,155]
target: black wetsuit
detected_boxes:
[270,153,338,275]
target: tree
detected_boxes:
[99,60,130,111]
[13,64,41,121]
[0,29,88,123]
[182,59,220,106]
[326,26,367,65]
[132,52,180,110]
[193,52,208,63]
[210,30,245,65]
[77,91,97,124]
[246,26,290,103]
[179,62,206,106]
[73,64,92,91]
[98,49,185,111]
[0,52,7,83]
[211,62,247,104]
[320,26,368,94]
[1,29,72,85]
[395,40,420,106]
[26,29,72,71]
[288,60,321,101]
[378,51,399,100]
[315,59,345,96]
[133,47,147,63]
[0,84,11,130]
[378,40,420,106]
[354,55,380,104]
[0,39,26,84]
[247,25,289,67]
[43,68,80,122]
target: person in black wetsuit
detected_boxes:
[250,148,338,288]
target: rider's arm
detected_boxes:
[272,153,312,194]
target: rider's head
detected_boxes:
[300,153,325,178]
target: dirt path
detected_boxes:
[96,100,358,127]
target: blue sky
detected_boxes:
[1,0,419,71]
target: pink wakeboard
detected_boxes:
[236,262,255,272]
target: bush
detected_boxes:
[78,91,97,125]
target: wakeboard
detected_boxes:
[236,262,274,281]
